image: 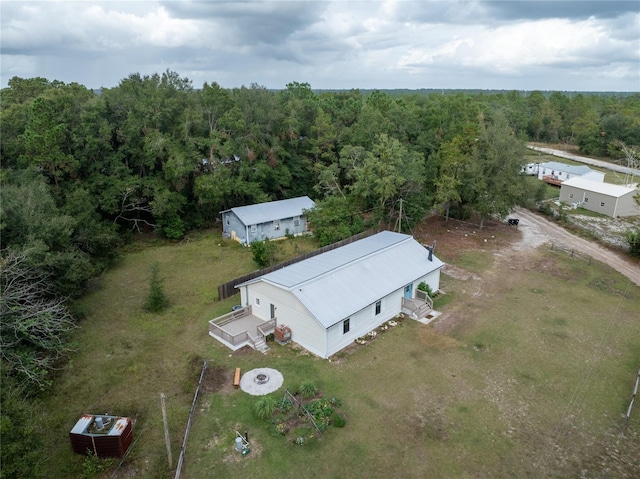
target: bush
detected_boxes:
[299,381,317,399]
[253,396,278,420]
[332,414,346,428]
[251,238,279,268]
[625,228,640,257]
[417,281,434,298]
[145,263,169,312]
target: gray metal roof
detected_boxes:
[540,161,593,176]
[223,196,316,226]
[563,177,637,198]
[238,231,444,328]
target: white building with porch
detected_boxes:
[208,231,444,358]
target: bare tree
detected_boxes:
[0,252,76,390]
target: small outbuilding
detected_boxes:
[560,177,640,217]
[221,196,316,245]
[69,414,133,458]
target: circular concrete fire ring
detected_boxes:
[240,368,284,396]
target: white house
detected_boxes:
[538,161,605,186]
[227,231,444,358]
[560,177,640,217]
[221,196,316,245]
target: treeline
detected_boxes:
[1,71,639,392]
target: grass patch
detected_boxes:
[454,250,494,273]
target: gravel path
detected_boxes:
[512,207,640,286]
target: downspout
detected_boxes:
[245,224,249,246]
[612,196,618,218]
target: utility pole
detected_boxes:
[161,393,173,469]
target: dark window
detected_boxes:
[600,202,605,207]
[343,318,350,334]
[375,300,381,315]
[274,220,280,230]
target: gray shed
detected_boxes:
[221,196,316,245]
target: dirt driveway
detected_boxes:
[512,208,640,286]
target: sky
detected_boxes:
[1,0,639,92]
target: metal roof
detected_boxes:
[540,161,593,176]
[562,177,638,198]
[222,196,316,226]
[238,231,444,328]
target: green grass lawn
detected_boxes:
[38,228,640,478]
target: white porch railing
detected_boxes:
[415,289,434,309]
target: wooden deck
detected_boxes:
[208,306,276,352]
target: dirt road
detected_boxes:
[512,207,640,286]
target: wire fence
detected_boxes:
[624,368,640,428]
[174,360,208,479]
[548,242,595,266]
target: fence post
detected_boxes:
[161,393,172,469]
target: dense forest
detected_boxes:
[1,71,639,393]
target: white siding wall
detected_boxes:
[242,282,326,357]
[325,288,404,358]
[419,268,442,293]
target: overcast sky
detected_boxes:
[1,0,639,92]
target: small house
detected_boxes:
[537,161,604,186]
[209,231,444,358]
[560,177,640,217]
[221,196,316,245]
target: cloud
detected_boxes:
[1,1,638,91]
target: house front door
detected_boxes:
[270,303,276,319]
[404,283,413,299]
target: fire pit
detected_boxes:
[240,368,283,396]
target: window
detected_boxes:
[584,197,589,203]
[569,194,574,199]
[255,298,260,306]
[293,216,300,227]
[250,224,257,233]
[343,318,350,334]
[273,220,280,230]
[225,216,230,226]
[600,201,605,207]
[375,300,382,316]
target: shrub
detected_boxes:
[333,414,346,428]
[253,396,278,420]
[417,281,434,298]
[251,238,279,268]
[145,263,169,312]
[299,381,317,399]
[625,228,640,257]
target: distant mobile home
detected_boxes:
[560,177,639,218]
[537,161,604,186]
[221,196,316,245]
